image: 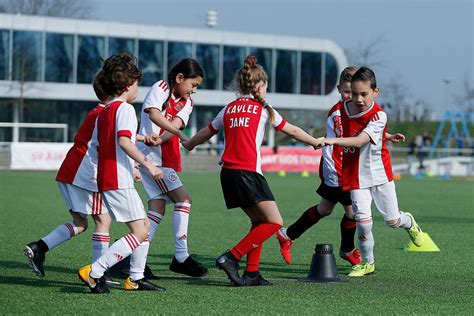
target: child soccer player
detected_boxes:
[24,71,112,280]
[277,66,406,266]
[182,56,324,286]
[78,52,186,293]
[323,66,424,277]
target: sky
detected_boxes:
[90,0,473,116]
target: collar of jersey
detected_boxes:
[343,100,375,118]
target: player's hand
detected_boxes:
[133,166,142,183]
[388,133,406,143]
[148,165,163,181]
[324,138,334,146]
[144,133,162,146]
[312,137,325,150]
[181,139,194,151]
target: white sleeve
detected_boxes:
[209,106,226,133]
[116,103,138,139]
[142,80,169,113]
[175,98,193,128]
[363,111,387,145]
[270,107,287,131]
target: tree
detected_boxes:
[344,34,388,68]
[454,73,474,113]
[0,0,92,18]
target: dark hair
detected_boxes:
[99,52,142,97]
[93,70,108,103]
[168,58,204,93]
[351,66,377,89]
[339,66,359,85]
[233,55,274,122]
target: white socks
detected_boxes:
[357,218,375,264]
[42,222,79,250]
[92,232,110,263]
[173,202,191,263]
[147,211,164,242]
[129,234,150,281]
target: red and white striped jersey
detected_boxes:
[96,100,138,191]
[340,101,393,191]
[138,80,193,171]
[56,104,104,192]
[209,95,286,175]
[319,101,344,187]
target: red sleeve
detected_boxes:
[117,130,132,138]
[274,119,286,131]
[208,123,218,134]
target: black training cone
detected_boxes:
[298,244,347,283]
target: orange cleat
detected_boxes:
[340,248,362,266]
[276,229,293,265]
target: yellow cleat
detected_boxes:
[405,212,424,247]
[78,264,92,286]
[124,277,139,290]
[348,262,375,277]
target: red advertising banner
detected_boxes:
[261,146,322,172]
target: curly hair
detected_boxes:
[98,52,142,97]
[232,55,275,122]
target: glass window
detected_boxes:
[324,53,338,95]
[45,33,74,83]
[249,47,273,92]
[275,49,297,94]
[301,52,322,95]
[0,30,9,80]
[167,41,192,72]
[223,46,246,90]
[196,44,219,90]
[12,31,42,82]
[0,99,13,141]
[108,37,135,56]
[139,39,164,86]
[77,35,105,84]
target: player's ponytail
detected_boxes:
[234,55,274,123]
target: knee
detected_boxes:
[92,214,111,230]
[73,216,88,233]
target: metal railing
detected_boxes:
[0,122,68,143]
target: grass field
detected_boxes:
[0,171,473,314]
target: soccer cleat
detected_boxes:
[24,242,46,278]
[169,256,209,278]
[405,212,424,247]
[78,264,110,294]
[103,271,121,287]
[340,248,362,266]
[242,271,273,286]
[276,229,293,265]
[216,251,245,286]
[348,262,375,277]
[124,277,166,291]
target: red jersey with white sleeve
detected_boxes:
[55,104,104,192]
[340,101,393,191]
[319,101,344,187]
[138,80,193,171]
[209,95,286,175]
[96,100,137,191]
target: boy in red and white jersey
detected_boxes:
[324,67,424,277]
[78,53,170,293]
[137,59,208,278]
[24,73,112,279]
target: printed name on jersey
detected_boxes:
[229,117,250,128]
[226,103,259,115]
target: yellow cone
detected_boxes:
[301,171,310,178]
[278,170,286,177]
[404,232,440,252]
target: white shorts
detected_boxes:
[58,182,107,217]
[101,189,146,222]
[350,181,400,222]
[140,165,183,204]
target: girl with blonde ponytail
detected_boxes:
[182,56,324,287]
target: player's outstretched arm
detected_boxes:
[118,136,163,180]
[280,122,324,149]
[159,117,185,144]
[181,126,214,151]
[325,132,371,148]
[386,132,405,143]
[148,108,189,141]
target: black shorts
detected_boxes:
[220,168,275,209]
[316,182,352,206]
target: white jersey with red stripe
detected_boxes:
[319,101,344,187]
[209,95,286,175]
[341,101,393,191]
[56,104,104,192]
[96,100,137,191]
[138,79,193,170]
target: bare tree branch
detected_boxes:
[0,0,92,18]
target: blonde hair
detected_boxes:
[339,66,359,85]
[233,55,275,122]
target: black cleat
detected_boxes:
[144,264,160,280]
[242,271,273,286]
[78,265,110,294]
[215,251,244,286]
[24,242,46,278]
[124,277,166,291]
[169,256,208,278]
[103,270,121,287]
